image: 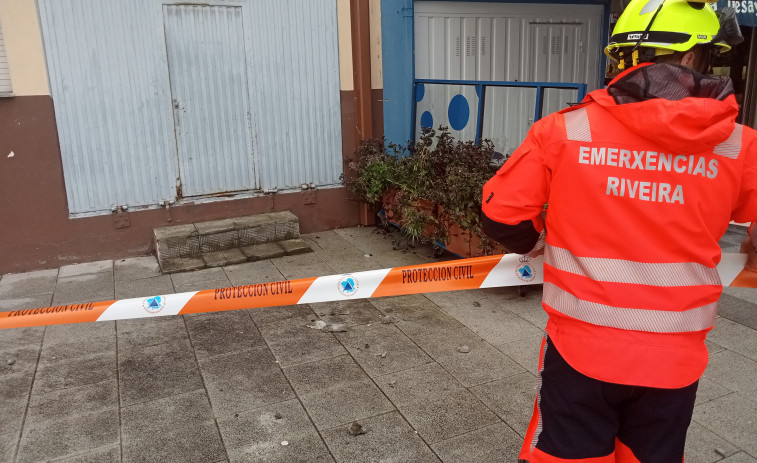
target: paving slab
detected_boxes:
[424,290,545,344]
[184,310,266,360]
[203,248,248,268]
[0,293,54,312]
[159,256,206,274]
[694,393,757,456]
[717,293,757,331]
[121,390,226,463]
[321,411,439,463]
[242,242,286,261]
[15,408,119,463]
[494,330,545,375]
[32,352,116,395]
[118,338,204,406]
[695,376,735,406]
[431,422,523,463]
[0,325,44,351]
[117,316,189,350]
[171,266,232,293]
[470,371,537,437]
[196,218,236,236]
[310,299,385,327]
[198,347,295,418]
[685,419,741,463]
[58,260,113,278]
[376,362,500,444]
[114,256,162,282]
[430,337,526,388]
[720,453,757,463]
[0,344,41,378]
[257,311,346,368]
[114,274,175,299]
[218,398,333,463]
[333,322,433,377]
[224,259,284,287]
[703,350,757,401]
[0,432,17,463]
[40,321,116,363]
[0,372,31,436]
[332,227,400,255]
[233,214,273,230]
[25,379,118,429]
[268,210,298,223]
[0,268,58,298]
[272,253,334,280]
[52,273,115,305]
[51,444,121,462]
[248,303,315,327]
[279,239,312,256]
[283,354,394,430]
[708,317,757,361]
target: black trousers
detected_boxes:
[521,336,698,463]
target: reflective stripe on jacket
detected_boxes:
[482,63,757,388]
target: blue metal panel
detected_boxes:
[382,0,415,148]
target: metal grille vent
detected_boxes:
[465,36,477,57]
[551,36,562,55]
[480,36,486,56]
[456,37,461,57]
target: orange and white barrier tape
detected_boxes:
[1,252,754,330]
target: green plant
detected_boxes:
[348,127,501,255]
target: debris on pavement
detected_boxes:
[473,301,481,307]
[7,358,16,366]
[323,323,347,332]
[348,422,366,436]
[274,413,283,420]
[307,320,347,332]
[307,320,327,330]
[281,441,289,446]
[457,345,470,354]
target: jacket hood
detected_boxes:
[586,63,739,154]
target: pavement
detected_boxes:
[0,225,755,463]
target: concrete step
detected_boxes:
[154,211,311,274]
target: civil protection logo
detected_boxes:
[515,256,536,282]
[337,274,359,297]
[142,296,166,314]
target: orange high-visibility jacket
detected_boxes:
[482,63,757,388]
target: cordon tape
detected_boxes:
[1,252,756,330]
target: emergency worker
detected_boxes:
[481,0,757,461]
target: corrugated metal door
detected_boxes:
[38,0,341,215]
[163,5,257,196]
[414,2,603,157]
[37,0,179,214]
[245,0,342,191]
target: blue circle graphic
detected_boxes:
[448,94,470,131]
[420,111,434,130]
[415,83,425,102]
